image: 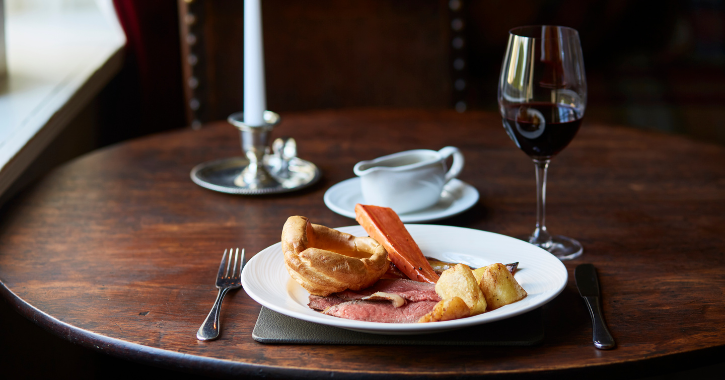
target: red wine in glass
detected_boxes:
[498,25,586,260]
[502,103,582,160]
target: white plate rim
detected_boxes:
[241,224,568,335]
[323,177,479,223]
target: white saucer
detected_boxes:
[323,177,479,223]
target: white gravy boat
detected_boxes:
[353,147,464,214]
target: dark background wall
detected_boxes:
[463,0,725,144]
[176,0,725,145]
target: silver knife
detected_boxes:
[575,264,616,350]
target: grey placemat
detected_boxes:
[253,306,544,346]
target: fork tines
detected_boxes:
[218,248,245,279]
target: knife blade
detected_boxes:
[575,264,616,350]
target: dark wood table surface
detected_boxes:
[1,109,724,379]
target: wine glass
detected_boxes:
[498,25,586,260]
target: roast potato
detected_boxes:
[477,263,527,310]
[418,296,470,323]
[472,265,487,284]
[435,264,487,315]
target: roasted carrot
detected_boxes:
[355,204,440,284]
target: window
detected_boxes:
[0,0,125,198]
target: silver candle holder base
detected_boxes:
[190,111,321,195]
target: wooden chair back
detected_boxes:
[177,0,465,127]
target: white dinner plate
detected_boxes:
[323,177,479,223]
[242,225,567,335]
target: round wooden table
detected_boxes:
[1,109,724,379]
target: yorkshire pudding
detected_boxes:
[282,216,389,296]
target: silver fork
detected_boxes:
[197,248,245,341]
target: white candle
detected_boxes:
[243,0,266,126]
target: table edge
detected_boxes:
[2,278,724,379]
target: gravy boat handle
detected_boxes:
[439,146,464,183]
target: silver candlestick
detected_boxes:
[230,110,281,189]
[190,111,321,195]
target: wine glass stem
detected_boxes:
[531,159,553,248]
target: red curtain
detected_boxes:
[111,0,185,136]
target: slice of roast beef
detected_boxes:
[308,295,347,311]
[334,279,440,303]
[323,300,438,323]
[308,278,441,321]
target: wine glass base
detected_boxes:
[546,235,583,260]
[519,234,583,260]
